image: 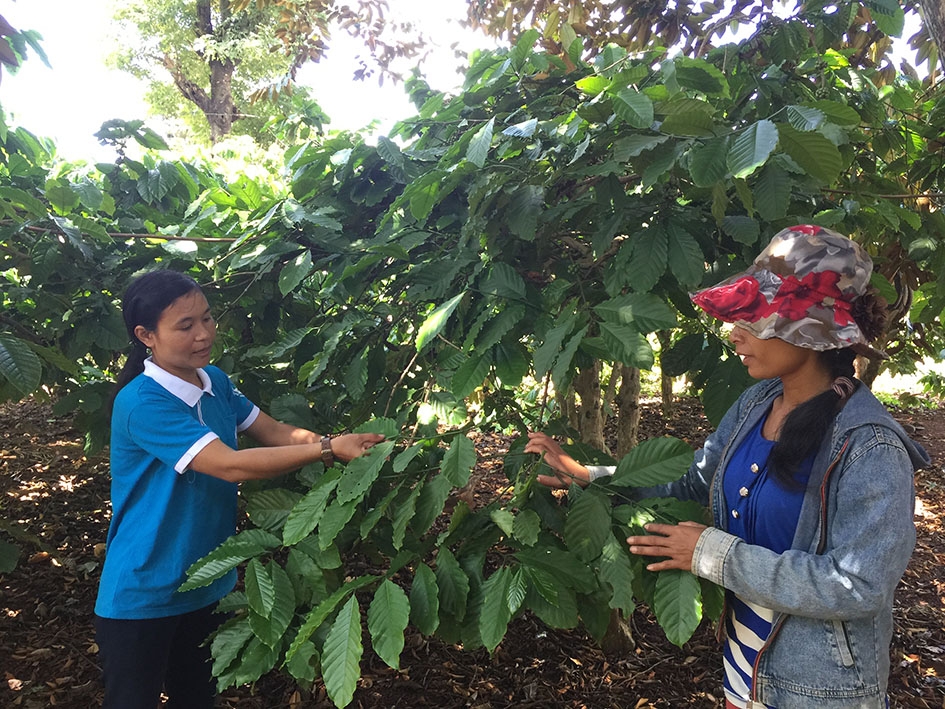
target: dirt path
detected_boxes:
[1,398,942,708]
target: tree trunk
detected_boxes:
[573,362,607,452]
[917,0,945,60]
[600,608,635,655]
[656,330,675,419]
[614,365,641,457]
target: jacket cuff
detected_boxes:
[586,465,615,481]
[691,526,740,585]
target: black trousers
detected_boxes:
[94,605,223,709]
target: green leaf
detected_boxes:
[551,326,588,392]
[435,547,470,620]
[410,563,440,635]
[246,488,302,534]
[245,558,275,618]
[512,510,541,547]
[805,100,860,127]
[776,124,842,183]
[508,184,544,241]
[368,580,410,670]
[672,57,730,97]
[286,575,374,662]
[391,483,423,550]
[318,498,359,550]
[413,474,452,536]
[452,353,492,399]
[533,314,577,378]
[249,563,296,647]
[564,489,612,563]
[467,118,494,168]
[666,224,705,289]
[0,186,47,217]
[613,134,670,160]
[480,567,513,652]
[598,537,636,614]
[864,0,904,36]
[612,88,654,129]
[701,356,754,426]
[0,538,20,573]
[211,617,254,676]
[515,546,597,593]
[754,163,792,221]
[595,293,677,332]
[181,530,280,591]
[611,437,694,487]
[282,468,342,546]
[688,137,730,187]
[481,262,526,300]
[494,343,529,387]
[416,292,466,352]
[322,596,364,709]
[599,323,654,369]
[442,435,476,488]
[393,444,423,473]
[279,250,314,296]
[502,118,539,138]
[0,334,42,397]
[786,105,825,132]
[661,105,715,136]
[721,216,760,246]
[336,441,396,505]
[653,570,703,647]
[727,120,778,179]
[625,228,668,292]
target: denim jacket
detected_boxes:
[598,379,930,708]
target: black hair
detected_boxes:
[768,287,888,488]
[113,270,203,396]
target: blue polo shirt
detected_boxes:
[95,360,259,619]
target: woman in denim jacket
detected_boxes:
[525,226,930,708]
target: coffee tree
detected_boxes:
[1,0,944,704]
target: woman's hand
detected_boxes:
[626,521,707,572]
[331,433,385,462]
[524,432,591,489]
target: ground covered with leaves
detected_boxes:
[1,397,942,708]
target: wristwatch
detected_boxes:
[320,436,334,467]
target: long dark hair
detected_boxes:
[768,287,888,487]
[113,271,202,396]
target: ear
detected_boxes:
[134,325,155,348]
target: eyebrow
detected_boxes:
[172,306,212,327]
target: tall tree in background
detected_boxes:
[917,0,945,59]
[112,0,426,143]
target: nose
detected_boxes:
[729,326,745,343]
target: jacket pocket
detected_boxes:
[832,619,855,667]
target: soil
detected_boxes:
[1,396,942,708]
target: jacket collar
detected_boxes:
[143,358,213,407]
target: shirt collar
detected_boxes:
[143,358,213,407]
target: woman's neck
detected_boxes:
[778,367,833,412]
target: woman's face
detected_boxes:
[728,325,819,381]
[134,289,215,382]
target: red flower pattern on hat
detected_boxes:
[691,276,772,323]
[774,271,844,321]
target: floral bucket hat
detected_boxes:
[691,224,880,355]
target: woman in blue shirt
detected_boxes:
[525,226,929,707]
[95,270,384,709]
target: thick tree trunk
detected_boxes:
[573,362,607,452]
[162,0,239,142]
[614,365,641,457]
[917,0,945,60]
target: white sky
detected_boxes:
[0,1,925,162]
[0,0,491,160]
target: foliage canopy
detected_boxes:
[2,0,944,704]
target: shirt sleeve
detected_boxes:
[123,390,220,474]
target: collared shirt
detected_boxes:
[95,361,259,619]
